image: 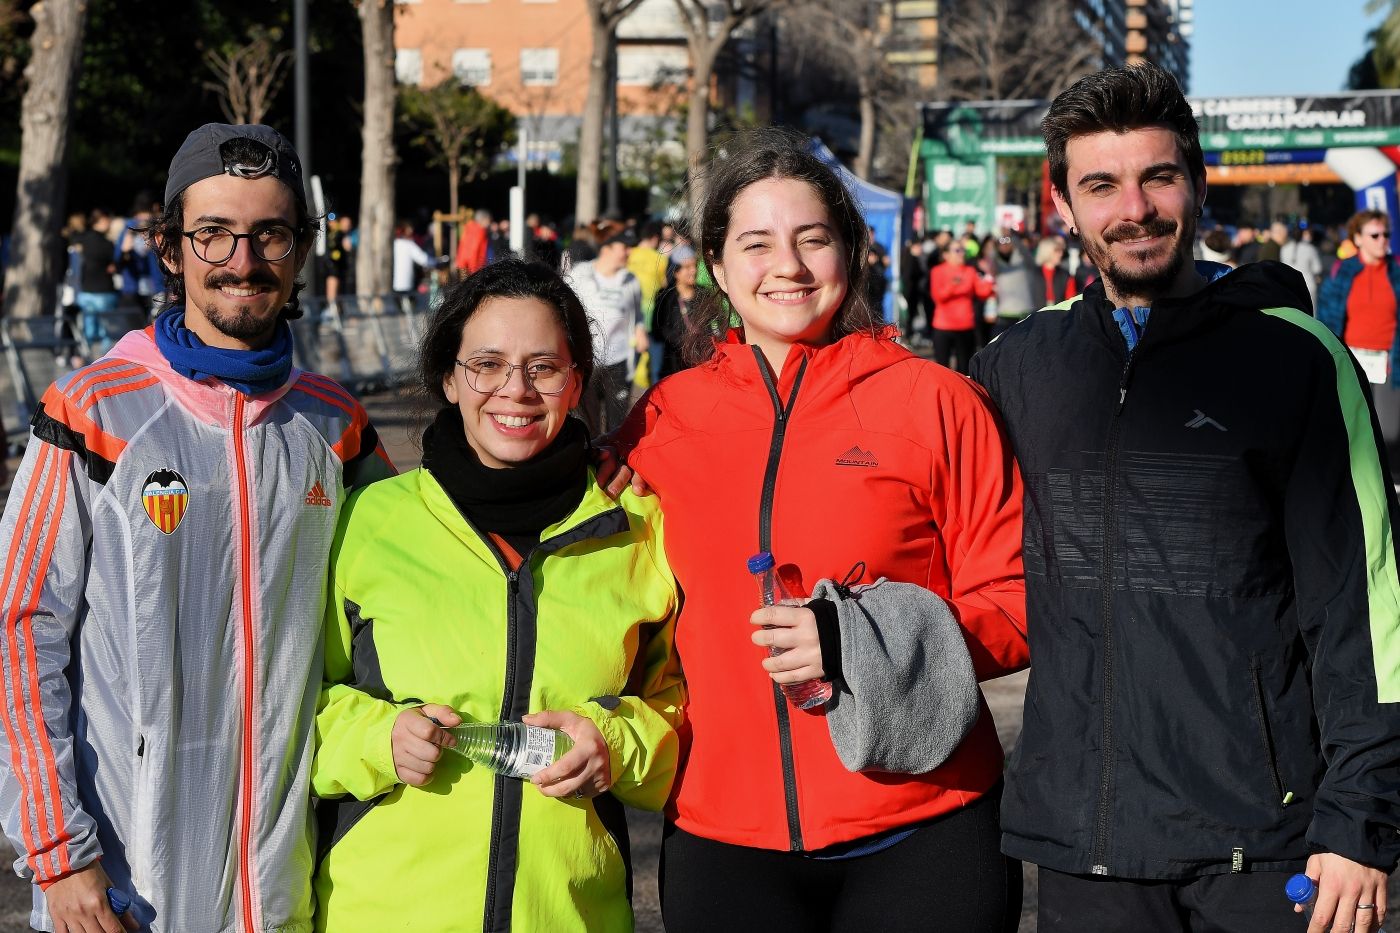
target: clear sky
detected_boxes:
[1190,1,1387,97]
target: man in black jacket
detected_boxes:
[972,63,1400,933]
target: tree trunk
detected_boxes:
[357,0,396,299]
[685,39,720,208]
[447,157,460,272]
[4,0,87,322]
[855,75,877,180]
[575,19,612,226]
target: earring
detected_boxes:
[1196,208,1203,218]
[1070,226,1079,237]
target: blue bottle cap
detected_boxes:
[746,552,775,574]
[1284,873,1315,905]
[106,886,131,914]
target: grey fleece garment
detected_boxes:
[814,577,980,774]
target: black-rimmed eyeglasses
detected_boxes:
[454,357,577,395]
[182,224,298,263]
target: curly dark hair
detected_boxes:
[144,137,316,319]
[419,258,596,408]
[1042,62,1205,202]
[681,126,881,366]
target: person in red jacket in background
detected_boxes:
[1029,235,1079,311]
[454,208,491,275]
[929,239,996,373]
[613,128,1028,933]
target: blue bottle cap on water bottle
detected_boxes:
[1284,873,1315,904]
[106,886,131,914]
[746,552,775,574]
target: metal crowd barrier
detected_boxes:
[296,293,427,395]
[0,292,432,453]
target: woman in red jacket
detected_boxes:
[615,128,1028,932]
[929,240,996,373]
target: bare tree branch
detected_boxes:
[202,27,293,125]
[672,0,788,203]
[939,0,1099,102]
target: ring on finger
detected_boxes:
[1358,904,1376,910]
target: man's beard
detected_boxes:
[1082,214,1194,304]
[201,272,285,341]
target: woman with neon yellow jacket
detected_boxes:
[311,259,684,933]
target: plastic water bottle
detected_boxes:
[748,552,833,710]
[444,722,573,779]
[1286,873,1385,930]
[106,887,130,915]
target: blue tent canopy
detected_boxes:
[807,138,911,323]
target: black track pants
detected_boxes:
[1038,865,1308,932]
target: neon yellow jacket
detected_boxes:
[312,466,684,932]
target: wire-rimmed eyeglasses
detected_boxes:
[454,356,577,395]
[182,224,298,263]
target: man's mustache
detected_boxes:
[1104,217,1179,244]
[204,272,280,290]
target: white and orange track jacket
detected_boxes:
[0,326,393,932]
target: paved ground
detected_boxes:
[0,386,1390,931]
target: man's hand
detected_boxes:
[750,605,825,684]
[391,704,461,787]
[524,710,612,799]
[1298,852,1387,933]
[44,862,138,933]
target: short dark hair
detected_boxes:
[418,259,595,407]
[683,126,880,365]
[145,137,315,318]
[1042,63,1205,200]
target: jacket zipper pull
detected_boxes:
[1116,358,1136,414]
[507,570,519,594]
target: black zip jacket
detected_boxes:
[970,260,1400,879]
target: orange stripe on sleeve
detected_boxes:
[81,376,161,414]
[19,452,74,874]
[64,360,140,402]
[297,372,358,403]
[0,446,63,876]
[38,386,128,465]
[293,375,357,418]
[0,446,53,873]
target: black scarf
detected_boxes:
[420,406,590,538]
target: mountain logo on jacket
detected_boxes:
[305,481,333,508]
[835,446,879,468]
[1185,409,1228,431]
[142,469,189,535]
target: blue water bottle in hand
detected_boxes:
[106,886,130,915]
[747,552,832,710]
[1286,873,1385,930]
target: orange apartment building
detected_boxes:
[393,0,722,169]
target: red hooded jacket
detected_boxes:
[617,329,1028,852]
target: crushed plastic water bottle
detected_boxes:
[1286,873,1385,930]
[445,722,573,779]
[748,551,832,710]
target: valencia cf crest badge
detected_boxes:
[142,469,189,535]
